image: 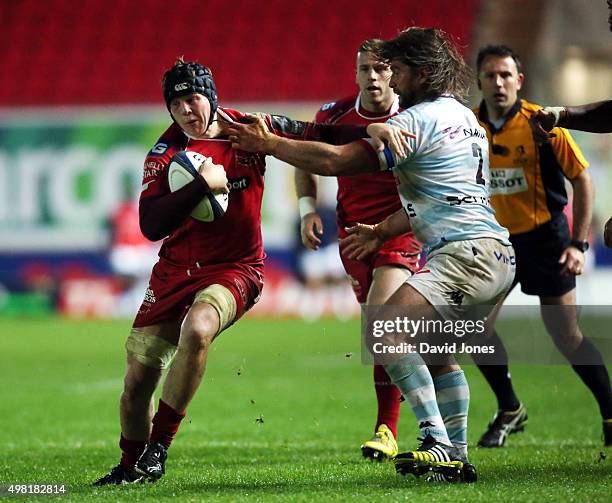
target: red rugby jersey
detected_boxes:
[315,96,405,225]
[140,108,273,268]
[315,96,421,256]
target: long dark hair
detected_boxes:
[378,27,473,103]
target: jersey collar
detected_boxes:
[354,95,400,120]
[478,98,522,133]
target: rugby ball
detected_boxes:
[167,151,229,222]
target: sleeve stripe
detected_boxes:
[356,139,395,171]
[382,146,395,170]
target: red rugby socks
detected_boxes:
[374,364,401,437]
[150,399,186,449]
[119,435,146,470]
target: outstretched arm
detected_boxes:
[256,114,413,153]
[272,115,369,145]
[226,114,378,176]
[529,100,612,142]
[562,101,612,133]
[271,136,375,176]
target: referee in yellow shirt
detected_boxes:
[472,44,612,448]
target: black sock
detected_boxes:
[571,338,612,420]
[473,331,521,411]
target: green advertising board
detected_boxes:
[0,105,318,252]
[0,109,168,251]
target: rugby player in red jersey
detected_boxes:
[94,57,408,485]
[295,40,421,461]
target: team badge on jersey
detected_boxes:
[150,142,169,155]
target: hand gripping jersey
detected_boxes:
[361,96,510,252]
[475,99,589,235]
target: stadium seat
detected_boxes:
[0,0,480,106]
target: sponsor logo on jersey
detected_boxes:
[463,127,486,140]
[442,125,462,139]
[141,180,156,192]
[494,250,516,265]
[320,101,336,112]
[446,194,490,206]
[227,176,250,191]
[489,167,527,195]
[150,142,169,155]
[235,152,263,169]
[145,160,163,170]
[143,160,164,179]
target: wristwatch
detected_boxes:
[570,239,589,252]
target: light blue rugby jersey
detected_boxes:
[367,96,510,251]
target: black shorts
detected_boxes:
[510,213,575,297]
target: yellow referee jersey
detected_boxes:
[475,99,588,235]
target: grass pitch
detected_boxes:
[0,316,610,502]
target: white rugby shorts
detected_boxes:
[407,238,515,312]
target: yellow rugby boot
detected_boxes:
[361,424,398,461]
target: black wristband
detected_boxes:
[570,239,589,252]
[557,108,569,128]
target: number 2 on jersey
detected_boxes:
[472,143,486,186]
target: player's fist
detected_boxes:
[198,158,229,193]
[529,107,565,144]
[529,110,555,144]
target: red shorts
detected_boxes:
[339,233,420,303]
[133,258,264,328]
